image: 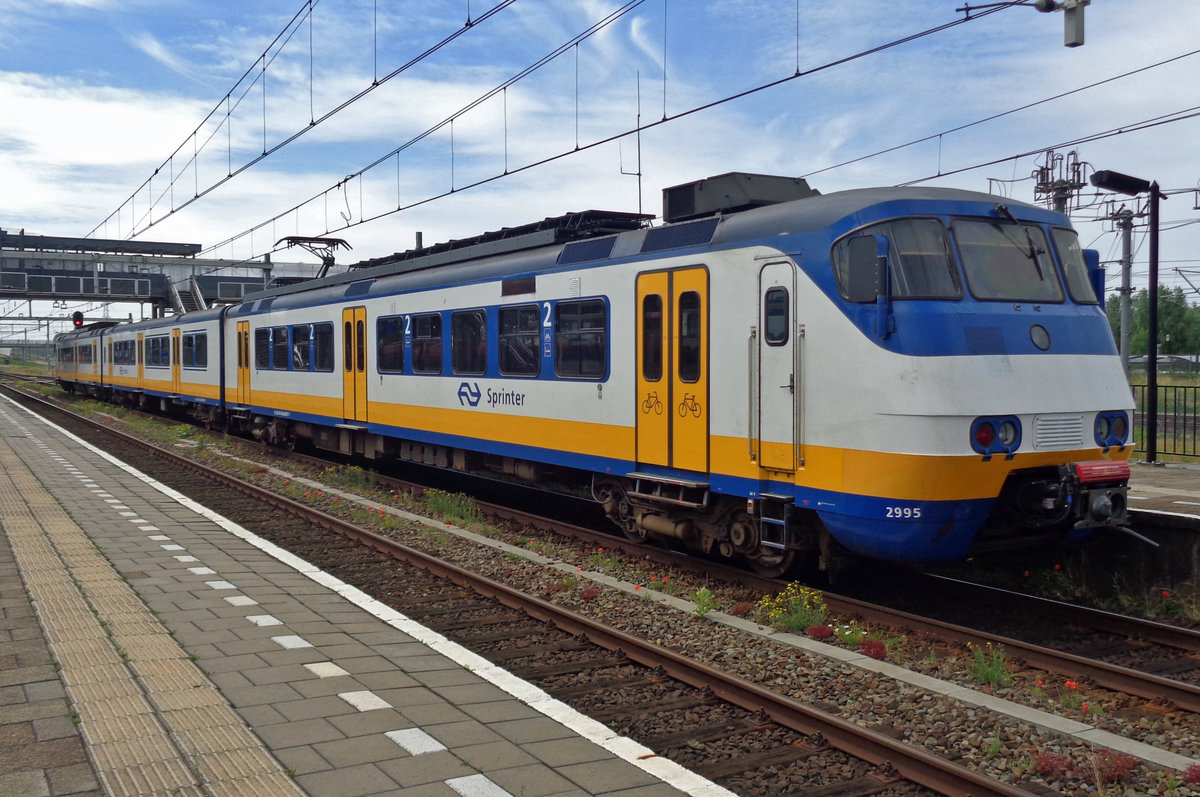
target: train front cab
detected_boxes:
[799,199,1134,567]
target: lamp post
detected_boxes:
[1089,170,1162,463]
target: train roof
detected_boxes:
[226,176,1061,313]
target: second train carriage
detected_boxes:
[56,173,1134,573]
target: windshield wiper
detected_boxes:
[996,204,1045,280]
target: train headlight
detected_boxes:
[1094,411,1130,449]
[971,416,1022,459]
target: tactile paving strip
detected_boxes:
[0,435,303,796]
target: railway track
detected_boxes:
[7,378,1200,791]
[1,382,1033,795]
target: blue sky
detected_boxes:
[2,0,1200,309]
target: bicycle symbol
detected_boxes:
[678,393,702,418]
[641,391,663,415]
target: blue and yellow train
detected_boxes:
[55,172,1133,574]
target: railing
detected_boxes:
[1131,383,1200,459]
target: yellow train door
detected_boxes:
[342,307,367,422]
[635,266,709,473]
[170,329,181,395]
[235,321,251,405]
[136,334,144,385]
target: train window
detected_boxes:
[255,329,270,369]
[678,291,701,383]
[452,310,487,376]
[343,321,353,372]
[377,316,405,373]
[180,332,207,368]
[145,336,169,367]
[356,320,365,372]
[1051,228,1098,304]
[499,305,540,377]
[78,343,93,365]
[292,325,311,370]
[833,218,960,300]
[271,326,289,370]
[641,295,663,381]
[954,219,1063,303]
[764,288,789,346]
[555,299,606,379]
[412,313,443,374]
[313,323,334,371]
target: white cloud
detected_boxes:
[2,0,1199,296]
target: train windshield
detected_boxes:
[953,219,1063,303]
[1051,227,1100,304]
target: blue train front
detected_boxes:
[54,173,1134,575]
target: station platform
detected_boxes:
[1129,460,1200,517]
[0,396,724,797]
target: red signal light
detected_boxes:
[974,421,996,449]
[71,311,84,328]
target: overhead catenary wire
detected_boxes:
[87,0,517,242]
[201,1,1021,259]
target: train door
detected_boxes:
[106,340,113,378]
[171,328,182,395]
[635,267,709,473]
[137,334,144,385]
[235,321,250,405]
[342,307,367,422]
[757,262,798,472]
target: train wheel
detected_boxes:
[746,549,795,579]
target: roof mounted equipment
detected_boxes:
[662,172,819,223]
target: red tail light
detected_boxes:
[974,421,996,448]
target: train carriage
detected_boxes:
[55,173,1134,573]
[55,326,104,392]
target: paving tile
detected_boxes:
[295,763,396,797]
[255,717,345,748]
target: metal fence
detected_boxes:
[1131,383,1200,459]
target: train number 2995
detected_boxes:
[885,506,923,519]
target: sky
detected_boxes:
[2,0,1200,335]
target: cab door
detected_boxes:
[342,307,367,422]
[170,328,182,395]
[757,262,798,471]
[235,321,250,405]
[635,267,708,473]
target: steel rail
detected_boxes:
[7,379,1200,715]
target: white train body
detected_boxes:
[56,174,1133,572]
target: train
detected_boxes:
[54,172,1134,575]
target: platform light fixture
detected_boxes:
[1090,169,1162,463]
[1035,0,1089,48]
